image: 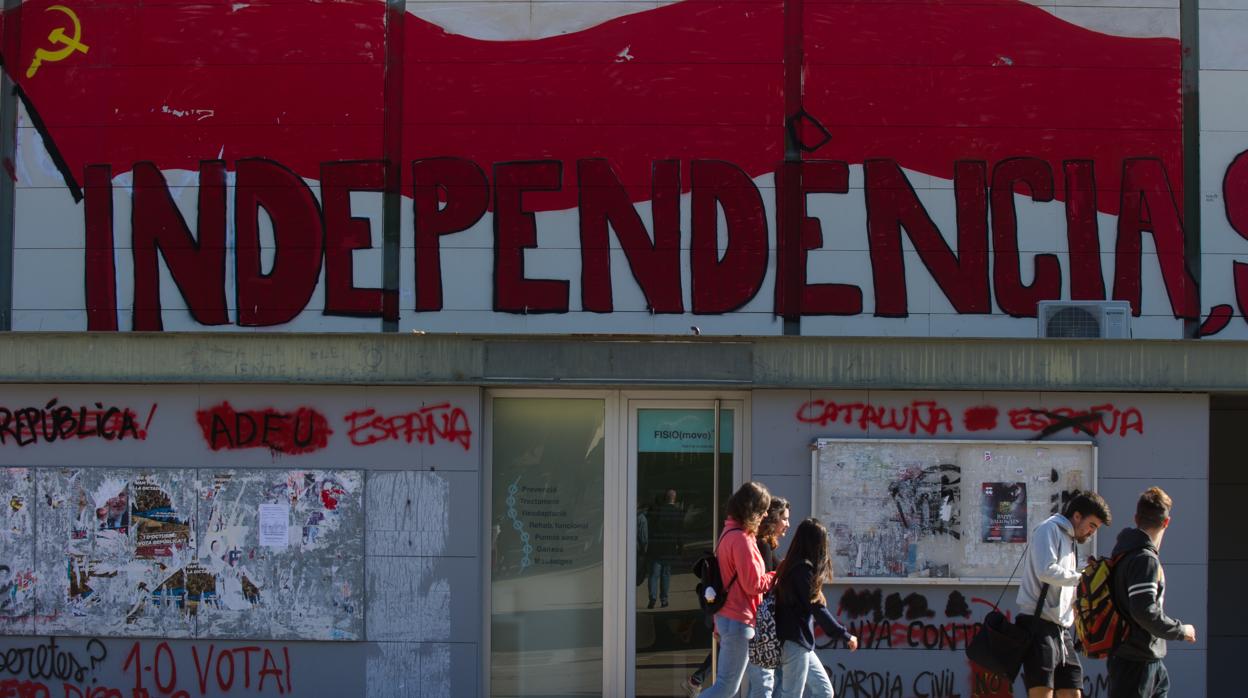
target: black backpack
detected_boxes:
[692,527,741,615]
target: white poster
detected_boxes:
[258,504,289,548]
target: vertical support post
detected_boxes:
[381,0,405,331]
[1181,0,1201,338]
[708,398,722,683]
[0,0,22,330]
[778,0,805,335]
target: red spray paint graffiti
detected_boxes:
[0,679,53,697]
[343,404,473,450]
[195,403,332,455]
[962,406,999,432]
[798,400,1144,437]
[796,400,955,435]
[192,402,473,453]
[968,660,1014,697]
[1007,405,1143,438]
[123,641,292,696]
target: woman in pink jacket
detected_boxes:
[700,481,777,697]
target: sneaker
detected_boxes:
[661,600,669,608]
[647,598,656,609]
[683,677,702,697]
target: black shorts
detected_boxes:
[1018,615,1083,691]
[1107,656,1170,698]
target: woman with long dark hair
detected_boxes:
[743,496,790,697]
[774,518,858,698]
[698,481,776,698]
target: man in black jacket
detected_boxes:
[647,489,684,609]
[1107,487,1196,698]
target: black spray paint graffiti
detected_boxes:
[1083,673,1110,698]
[829,664,963,698]
[832,589,979,651]
[0,400,156,446]
[0,638,107,684]
[1026,409,1105,440]
[843,588,954,622]
[888,464,961,539]
[1049,481,1081,516]
[945,590,971,618]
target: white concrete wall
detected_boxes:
[754,389,1209,697]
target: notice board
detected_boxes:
[812,439,1095,584]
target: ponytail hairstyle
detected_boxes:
[725,481,772,535]
[775,518,834,605]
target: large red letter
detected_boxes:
[991,157,1061,317]
[578,159,682,313]
[494,161,568,313]
[952,160,991,313]
[235,159,324,326]
[866,160,989,317]
[1112,158,1197,319]
[774,160,861,316]
[413,158,489,312]
[690,160,768,314]
[1063,160,1106,301]
[1223,151,1248,322]
[84,164,118,331]
[321,160,392,319]
[131,161,229,330]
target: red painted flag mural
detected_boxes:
[1,0,1246,336]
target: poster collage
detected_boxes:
[0,467,363,640]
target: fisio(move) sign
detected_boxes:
[4,0,1248,337]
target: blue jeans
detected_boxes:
[648,559,671,603]
[778,640,833,698]
[699,616,754,698]
[745,661,775,698]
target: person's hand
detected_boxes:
[847,635,859,651]
[1180,624,1197,643]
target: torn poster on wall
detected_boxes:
[34,468,197,637]
[0,469,36,632]
[0,468,363,641]
[196,470,363,640]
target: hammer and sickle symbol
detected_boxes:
[25,5,90,79]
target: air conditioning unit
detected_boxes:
[1037,300,1131,339]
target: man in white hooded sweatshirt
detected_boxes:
[1016,491,1112,698]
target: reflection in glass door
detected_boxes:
[490,397,606,697]
[632,405,738,697]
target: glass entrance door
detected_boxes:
[489,396,609,697]
[629,401,742,697]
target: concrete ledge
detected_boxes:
[1,332,1246,392]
